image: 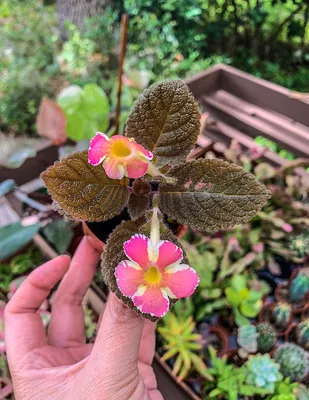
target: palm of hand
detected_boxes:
[5,239,162,400]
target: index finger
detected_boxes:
[5,255,70,363]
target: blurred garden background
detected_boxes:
[0,0,309,138]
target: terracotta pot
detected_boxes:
[258,303,293,337]
[275,282,289,303]
[284,322,297,343]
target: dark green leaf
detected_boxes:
[41,151,129,222]
[42,219,74,253]
[159,159,271,232]
[125,79,200,166]
[0,222,40,261]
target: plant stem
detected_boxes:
[150,206,160,245]
[115,14,128,135]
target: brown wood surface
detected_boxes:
[186,64,309,164]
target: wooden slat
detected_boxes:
[202,95,309,157]
[219,64,309,127]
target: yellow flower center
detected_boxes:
[110,140,131,158]
[144,266,162,286]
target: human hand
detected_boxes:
[5,237,163,400]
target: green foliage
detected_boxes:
[287,232,309,259]
[296,319,309,351]
[272,302,292,329]
[255,137,296,162]
[184,244,226,321]
[289,270,309,303]
[41,151,130,222]
[266,378,299,400]
[158,313,212,381]
[237,325,258,355]
[0,0,59,135]
[41,219,73,253]
[225,275,268,326]
[205,346,270,400]
[274,344,309,382]
[0,246,43,291]
[245,354,283,392]
[57,84,110,141]
[256,323,276,353]
[159,159,270,232]
[125,79,200,166]
[172,298,195,321]
[83,305,97,340]
[0,222,40,262]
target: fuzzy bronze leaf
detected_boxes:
[41,150,129,222]
[125,79,200,166]
[128,179,151,220]
[159,159,271,232]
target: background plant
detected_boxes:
[158,313,212,381]
[274,343,309,382]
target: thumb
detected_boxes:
[89,293,145,375]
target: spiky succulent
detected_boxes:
[256,323,276,353]
[296,319,309,351]
[274,343,309,381]
[245,354,282,391]
[287,232,309,259]
[289,269,309,303]
[272,302,292,329]
[158,313,212,381]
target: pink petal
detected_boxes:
[126,158,149,179]
[103,157,125,179]
[164,265,199,298]
[132,287,169,317]
[123,234,151,269]
[88,132,110,165]
[115,260,143,297]
[156,241,183,270]
[135,143,153,160]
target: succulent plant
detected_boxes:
[237,325,258,356]
[289,269,309,303]
[158,313,212,381]
[274,343,309,381]
[272,302,292,329]
[296,319,309,350]
[256,323,276,353]
[245,354,282,391]
[287,232,309,259]
[266,378,299,400]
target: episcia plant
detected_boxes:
[41,79,270,321]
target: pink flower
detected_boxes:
[282,223,293,233]
[88,132,153,180]
[115,234,199,318]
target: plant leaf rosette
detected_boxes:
[41,79,271,321]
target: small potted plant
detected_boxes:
[41,79,270,321]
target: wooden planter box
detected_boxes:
[187,64,309,166]
[0,140,58,185]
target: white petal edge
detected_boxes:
[165,263,191,274]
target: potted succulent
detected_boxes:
[41,79,270,321]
